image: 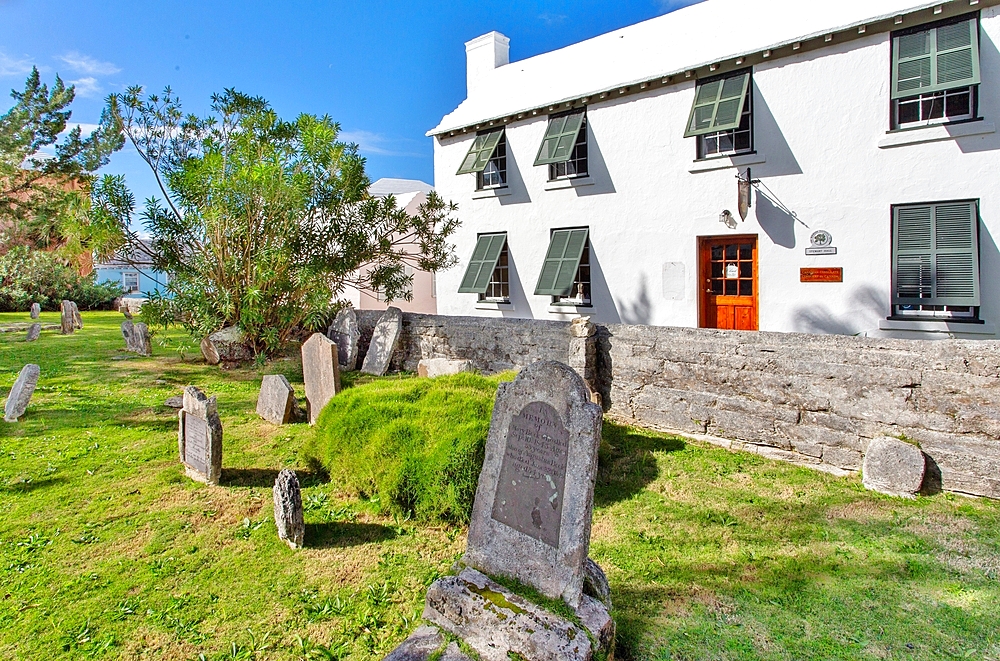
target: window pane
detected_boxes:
[725,280,737,295]
[717,132,734,153]
[898,98,920,124]
[945,90,971,117]
[740,280,753,296]
[711,280,723,294]
[725,244,737,260]
[734,131,751,152]
[711,246,723,260]
[739,244,752,259]
[711,262,723,278]
[739,262,752,278]
[922,94,944,119]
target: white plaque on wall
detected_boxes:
[662,262,685,300]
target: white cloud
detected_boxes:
[340,129,424,158]
[538,13,567,25]
[62,122,101,136]
[58,51,120,76]
[0,51,33,77]
[69,77,101,98]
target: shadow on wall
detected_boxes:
[960,28,1000,154]
[589,243,623,323]
[791,284,888,335]
[618,272,653,325]
[755,190,797,249]
[498,140,532,205]
[576,120,617,197]
[502,247,535,319]
[978,221,1000,326]
[751,85,803,178]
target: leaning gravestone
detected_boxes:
[60,300,74,334]
[273,469,305,548]
[177,386,223,485]
[256,374,300,425]
[25,323,41,342]
[361,306,402,376]
[327,307,361,371]
[121,321,152,356]
[863,436,926,498]
[301,333,341,425]
[4,364,40,423]
[30,302,40,319]
[70,301,83,329]
[386,361,614,660]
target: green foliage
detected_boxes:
[303,372,514,522]
[0,245,123,311]
[91,87,460,357]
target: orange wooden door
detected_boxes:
[699,236,758,331]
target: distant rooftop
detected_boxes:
[369,178,433,198]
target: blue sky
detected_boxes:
[1,0,701,203]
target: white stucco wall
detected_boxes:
[433,6,1000,339]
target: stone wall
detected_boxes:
[354,311,1000,500]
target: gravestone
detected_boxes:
[200,326,253,365]
[327,307,361,371]
[60,300,74,334]
[301,333,341,425]
[863,436,926,498]
[4,364,40,422]
[70,301,83,329]
[273,469,305,548]
[121,321,152,356]
[30,302,40,319]
[25,323,41,342]
[256,374,299,425]
[386,361,613,661]
[361,306,402,376]
[177,386,223,485]
[417,358,474,378]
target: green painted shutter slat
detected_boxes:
[534,228,589,296]
[684,72,750,137]
[892,18,980,99]
[456,129,505,175]
[534,111,585,166]
[893,202,979,306]
[457,234,507,294]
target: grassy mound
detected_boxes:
[303,371,515,523]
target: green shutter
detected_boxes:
[892,18,980,99]
[684,71,751,138]
[534,111,585,166]
[534,228,589,296]
[893,202,979,306]
[456,129,505,175]
[457,233,507,294]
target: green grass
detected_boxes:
[1,311,999,660]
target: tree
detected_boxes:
[0,68,123,251]
[92,87,459,356]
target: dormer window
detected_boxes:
[456,128,506,190]
[684,69,753,159]
[534,109,588,181]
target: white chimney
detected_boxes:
[465,31,510,97]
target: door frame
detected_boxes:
[697,234,759,330]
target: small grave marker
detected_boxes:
[178,386,223,485]
[60,300,74,334]
[30,302,40,319]
[4,364,40,422]
[121,321,152,355]
[273,469,305,548]
[25,323,40,342]
[327,307,361,371]
[256,374,299,425]
[361,306,402,376]
[301,333,341,425]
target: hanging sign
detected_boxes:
[738,179,751,221]
[800,267,843,283]
[725,263,739,279]
[805,230,837,255]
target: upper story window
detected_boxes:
[891,15,981,130]
[892,200,980,320]
[684,69,753,159]
[123,272,140,293]
[456,128,506,190]
[457,233,509,302]
[534,227,591,306]
[534,109,588,180]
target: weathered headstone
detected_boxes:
[60,300,74,335]
[200,326,253,365]
[256,374,299,425]
[70,301,83,329]
[4,364,40,422]
[567,316,598,402]
[273,469,305,548]
[29,302,40,319]
[164,395,184,409]
[327,307,361,371]
[361,306,402,376]
[177,386,223,485]
[121,321,152,356]
[417,358,474,378]
[25,323,41,342]
[301,333,341,425]
[863,436,926,498]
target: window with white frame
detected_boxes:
[457,233,509,303]
[534,228,591,306]
[684,69,753,159]
[123,272,140,293]
[534,109,588,180]
[455,128,507,190]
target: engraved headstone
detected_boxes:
[256,374,299,425]
[4,364,40,422]
[177,386,223,485]
[25,323,41,342]
[273,469,305,548]
[361,306,402,376]
[121,320,152,356]
[30,302,40,319]
[301,333,341,425]
[60,300,74,335]
[327,307,361,371]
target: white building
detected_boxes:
[430,0,1000,339]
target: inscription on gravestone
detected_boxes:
[184,414,209,475]
[491,401,569,548]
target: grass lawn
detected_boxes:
[1,311,998,661]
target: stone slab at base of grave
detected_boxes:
[383,626,472,661]
[257,374,301,425]
[121,321,152,356]
[273,469,305,548]
[178,386,223,485]
[60,300,75,334]
[863,436,926,498]
[327,307,361,371]
[164,395,183,409]
[361,306,402,376]
[417,358,474,378]
[30,302,40,319]
[4,364,40,423]
[200,326,253,366]
[25,323,40,342]
[301,333,341,425]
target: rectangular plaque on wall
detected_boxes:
[800,267,843,283]
[183,414,209,474]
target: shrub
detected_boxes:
[303,372,515,523]
[0,245,124,311]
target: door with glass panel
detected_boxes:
[699,236,758,331]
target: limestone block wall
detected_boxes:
[353,311,1000,499]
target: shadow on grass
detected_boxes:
[305,521,397,549]
[595,421,686,507]
[1,476,68,494]
[222,468,327,488]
